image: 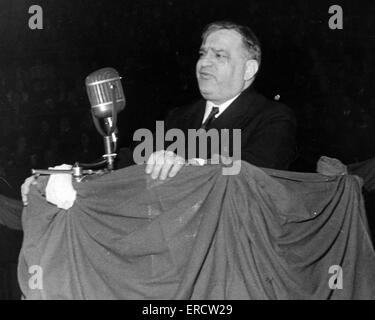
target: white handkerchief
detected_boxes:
[45,164,77,210]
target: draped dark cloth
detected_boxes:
[0,195,23,299]
[0,194,23,231]
[348,157,375,193]
[17,161,375,299]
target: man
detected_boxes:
[21,21,297,206]
[145,21,296,180]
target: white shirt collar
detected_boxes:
[202,93,240,123]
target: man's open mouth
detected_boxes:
[199,71,214,79]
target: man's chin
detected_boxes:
[198,86,216,101]
[199,91,215,101]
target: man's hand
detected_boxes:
[21,175,38,206]
[21,164,77,209]
[145,150,185,180]
[316,156,348,176]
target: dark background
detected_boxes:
[1,0,375,197]
[1,0,375,300]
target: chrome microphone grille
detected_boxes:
[85,67,126,118]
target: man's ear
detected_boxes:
[244,59,259,81]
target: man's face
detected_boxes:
[196,29,250,105]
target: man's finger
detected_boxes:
[151,152,166,180]
[220,154,233,165]
[159,152,177,180]
[211,153,221,164]
[21,176,36,205]
[21,186,28,205]
[168,156,185,178]
[145,152,157,174]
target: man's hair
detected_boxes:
[201,21,262,67]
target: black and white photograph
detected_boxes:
[0,0,375,304]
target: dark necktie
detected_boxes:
[200,106,219,130]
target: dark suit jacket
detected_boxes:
[164,87,297,170]
[117,87,297,170]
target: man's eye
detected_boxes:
[215,53,226,59]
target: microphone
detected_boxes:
[85,68,126,170]
[32,68,126,180]
[85,67,126,119]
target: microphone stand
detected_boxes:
[32,84,120,182]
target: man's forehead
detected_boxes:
[201,29,243,50]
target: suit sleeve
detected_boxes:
[240,105,297,170]
[164,107,181,130]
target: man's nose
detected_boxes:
[199,54,213,67]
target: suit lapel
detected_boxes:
[210,87,263,130]
[179,99,206,130]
